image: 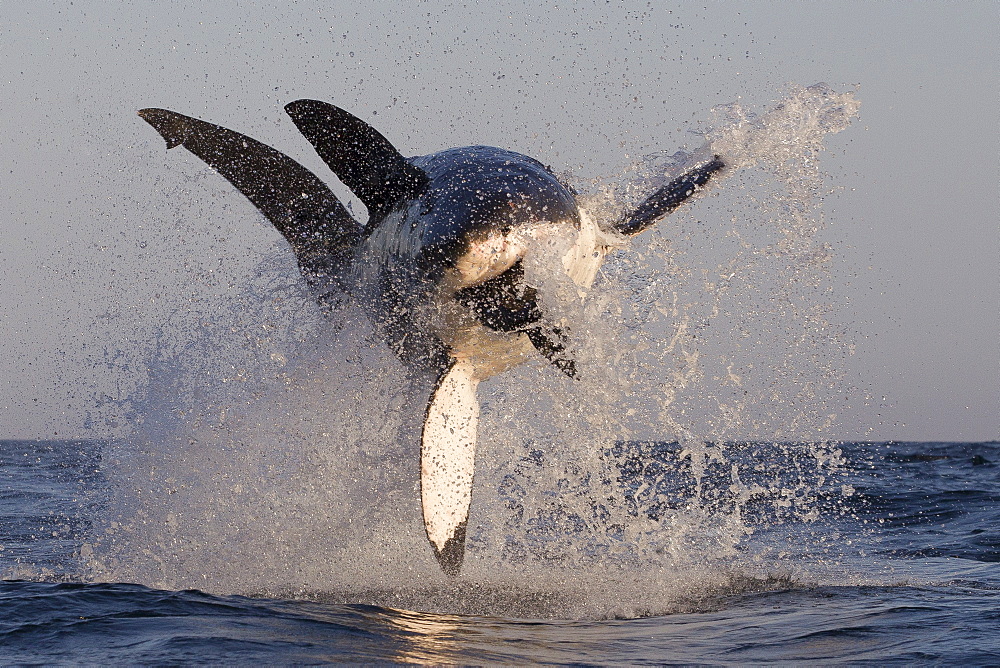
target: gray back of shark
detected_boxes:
[139,100,723,576]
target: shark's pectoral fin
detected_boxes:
[421,359,480,576]
[614,155,725,236]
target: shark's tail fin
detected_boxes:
[284,100,428,222]
[139,108,363,289]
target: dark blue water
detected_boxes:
[2,439,998,664]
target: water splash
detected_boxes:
[84,83,860,618]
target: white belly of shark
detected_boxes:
[421,209,618,572]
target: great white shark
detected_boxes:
[139,100,724,576]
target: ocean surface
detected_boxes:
[1,438,998,664]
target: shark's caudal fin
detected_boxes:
[421,359,480,576]
[138,108,362,286]
[284,100,428,221]
[614,155,725,236]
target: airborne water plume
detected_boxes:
[83,84,862,618]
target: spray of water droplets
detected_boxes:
[83,83,860,618]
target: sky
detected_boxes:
[0,1,997,441]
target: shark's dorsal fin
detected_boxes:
[138,108,362,285]
[285,100,428,221]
